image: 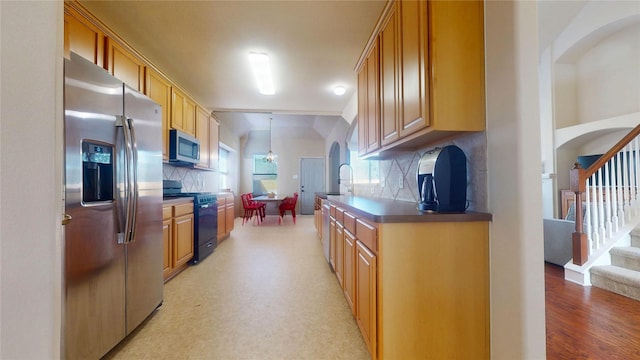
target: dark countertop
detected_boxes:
[325,195,492,224]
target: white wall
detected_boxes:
[239,129,325,198]
[553,63,577,129]
[485,1,547,358]
[576,23,640,124]
[1,1,63,358]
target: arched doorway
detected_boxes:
[329,142,341,193]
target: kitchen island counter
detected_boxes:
[326,195,492,223]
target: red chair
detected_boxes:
[278,192,299,224]
[241,193,264,225]
[247,193,266,219]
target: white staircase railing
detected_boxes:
[570,125,640,266]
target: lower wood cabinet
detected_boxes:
[217,192,235,243]
[335,222,345,289]
[326,200,490,359]
[329,215,336,270]
[356,240,377,359]
[163,200,194,282]
[343,229,357,315]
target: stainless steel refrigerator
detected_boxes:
[63,53,163,359]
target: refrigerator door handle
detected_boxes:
[116,115,135,244]
[127,117,139,243]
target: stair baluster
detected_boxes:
[570,124,640,266]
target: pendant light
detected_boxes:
[265,117,277,163]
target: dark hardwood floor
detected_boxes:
[545,263,640,359]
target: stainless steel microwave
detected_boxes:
[169,129,200,166]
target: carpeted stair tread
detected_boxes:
[611,246,640,272]
[632,233,640,248]
[591,265,640,301]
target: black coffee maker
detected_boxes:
[417,145,467,212]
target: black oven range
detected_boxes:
[163,180,217,264]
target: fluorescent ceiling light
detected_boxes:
[333,85,346,96]
[248,52,275,95]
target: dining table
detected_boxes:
[252,195,287,224]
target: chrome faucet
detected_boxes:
[338,163,354,193]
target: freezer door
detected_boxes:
[63,53,126,360]
[123,86,164,333]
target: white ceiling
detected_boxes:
[78,0,589,139]
[79,0,386,138]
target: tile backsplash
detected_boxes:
[163,164,208,192]
[353,132,488,212]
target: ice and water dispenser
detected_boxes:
[417,145,467,213]
[82,141,114,203]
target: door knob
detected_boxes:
[62,214,73,225]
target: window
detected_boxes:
[252,154,277,195]
[219,147,230,190]
[351,150,380,184]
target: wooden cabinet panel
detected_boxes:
[64,6,104,66]
[335,223,345,288]
[225,200,234,234]
[217,199,225,239]
[144,67,171,160]
[171,88,196,136]
[380,4,399,146]
[171,88,185,132]
[162,205,172,220]
[106,38,144,92]
[329,217,336,270]
[173,213,194,268]
[145,67,172,160]
[174,203,193,217]
[162,218,172,280]
[184,97,196,136]
[378,221,489,359]
[428,0,485,132]
[357,64,368,156]
[366,40,381,153]
[217,193,235,243]
[399,0,429,137]
[343,230,357,315]
[196,106,210,169]
[356,219,377,253]
[163,200,194,282]
[344,212,357,234]
[356,240,377,359]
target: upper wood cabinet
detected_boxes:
[64,5,104,66]
[144,67,172,160]
[196,106,211,169]
[64,2,219,169]
[380,3,400,146]
[171,88,196,137]
[357,39,381,156]
[398,0,429,138]
[357,0,485,157]
[184,98,196,135]
[105,38,144,92]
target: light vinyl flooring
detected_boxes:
[104,215,370,360]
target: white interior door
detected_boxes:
[300,157,325,215]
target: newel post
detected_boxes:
[570,163,588,265]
